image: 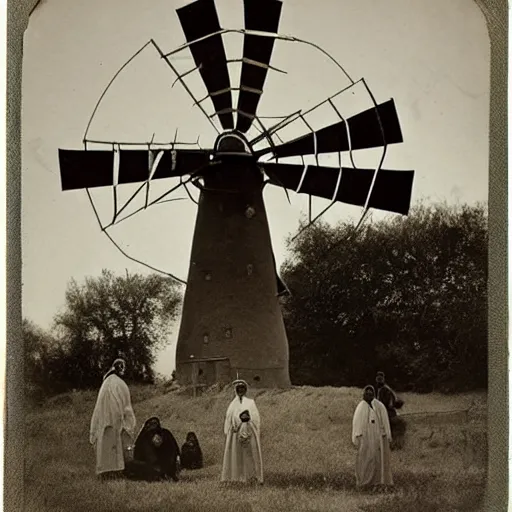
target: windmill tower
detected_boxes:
[58,0,414,389]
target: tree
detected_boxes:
[281,202,488,392]
[24,318,50,400]
[53,269,182,389]
[23,318,71,400]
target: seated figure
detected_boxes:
[180,431,203,470]
[124,417,180,482]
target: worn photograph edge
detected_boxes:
[5,0,509,510]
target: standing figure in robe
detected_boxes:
[221,379,263,484]
[89,358,137,479]
[375,371,406,449]
[352,385,394,489]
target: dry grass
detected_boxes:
[24,385,488,511]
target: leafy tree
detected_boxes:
[53,270,182,389]
[281,202,488,392]
[23,318,70,400]
[24,318,50,400]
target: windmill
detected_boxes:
[58,0,414,389]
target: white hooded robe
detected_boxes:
[221,392,263,483]
[89,374,136,475]
[352,398,393,487]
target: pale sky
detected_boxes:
[22,0,490,375]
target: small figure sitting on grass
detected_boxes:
[181,431,204,470]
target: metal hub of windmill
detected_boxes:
[58,0,414,389]
[214,132,252,157]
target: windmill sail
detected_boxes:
[236,0,282,133]
[177,0,234,130]
[56,0,416,390]
[59,148,212,191]
[256,99,403,159]
[263,163,414,215]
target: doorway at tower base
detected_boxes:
[176,356,291,392]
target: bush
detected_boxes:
[281,202,488,392]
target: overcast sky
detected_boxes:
[22,0,490,375]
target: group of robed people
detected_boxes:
[90,359,404,489]
[89,359,204,482]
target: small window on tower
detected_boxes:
[225,328,232,339]
[203,334,209,344]
[254,375,261,382]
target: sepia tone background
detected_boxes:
[21,0,489,376]
[6,0,508,510]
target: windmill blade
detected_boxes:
[236,0,282,133]
[263,162,414,215]
[255,99,403,159]
[59,148,212,191]
[176,0,234,130]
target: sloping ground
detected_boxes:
[24,385,488,512]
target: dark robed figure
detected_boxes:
[181,431,204,470]
[125,417,181,482]
[376,372,406,449]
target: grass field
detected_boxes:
[24,385,488,511]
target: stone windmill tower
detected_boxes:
[58,0,414,389]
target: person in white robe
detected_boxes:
[89,358,137,478]
[221,379,263,484]
[352,385,393,488]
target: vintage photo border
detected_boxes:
[5,0,508,510]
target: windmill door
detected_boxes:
[186,357,231,393]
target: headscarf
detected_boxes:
[363,385,376,406]
[364,384,376,395]
[142,416,161,430]
[136,416,161,440]
[103,358,126,381]
[232,379,248,403]
[90,359,136,446]
[185,432,199,445]
[133,417,163,460]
